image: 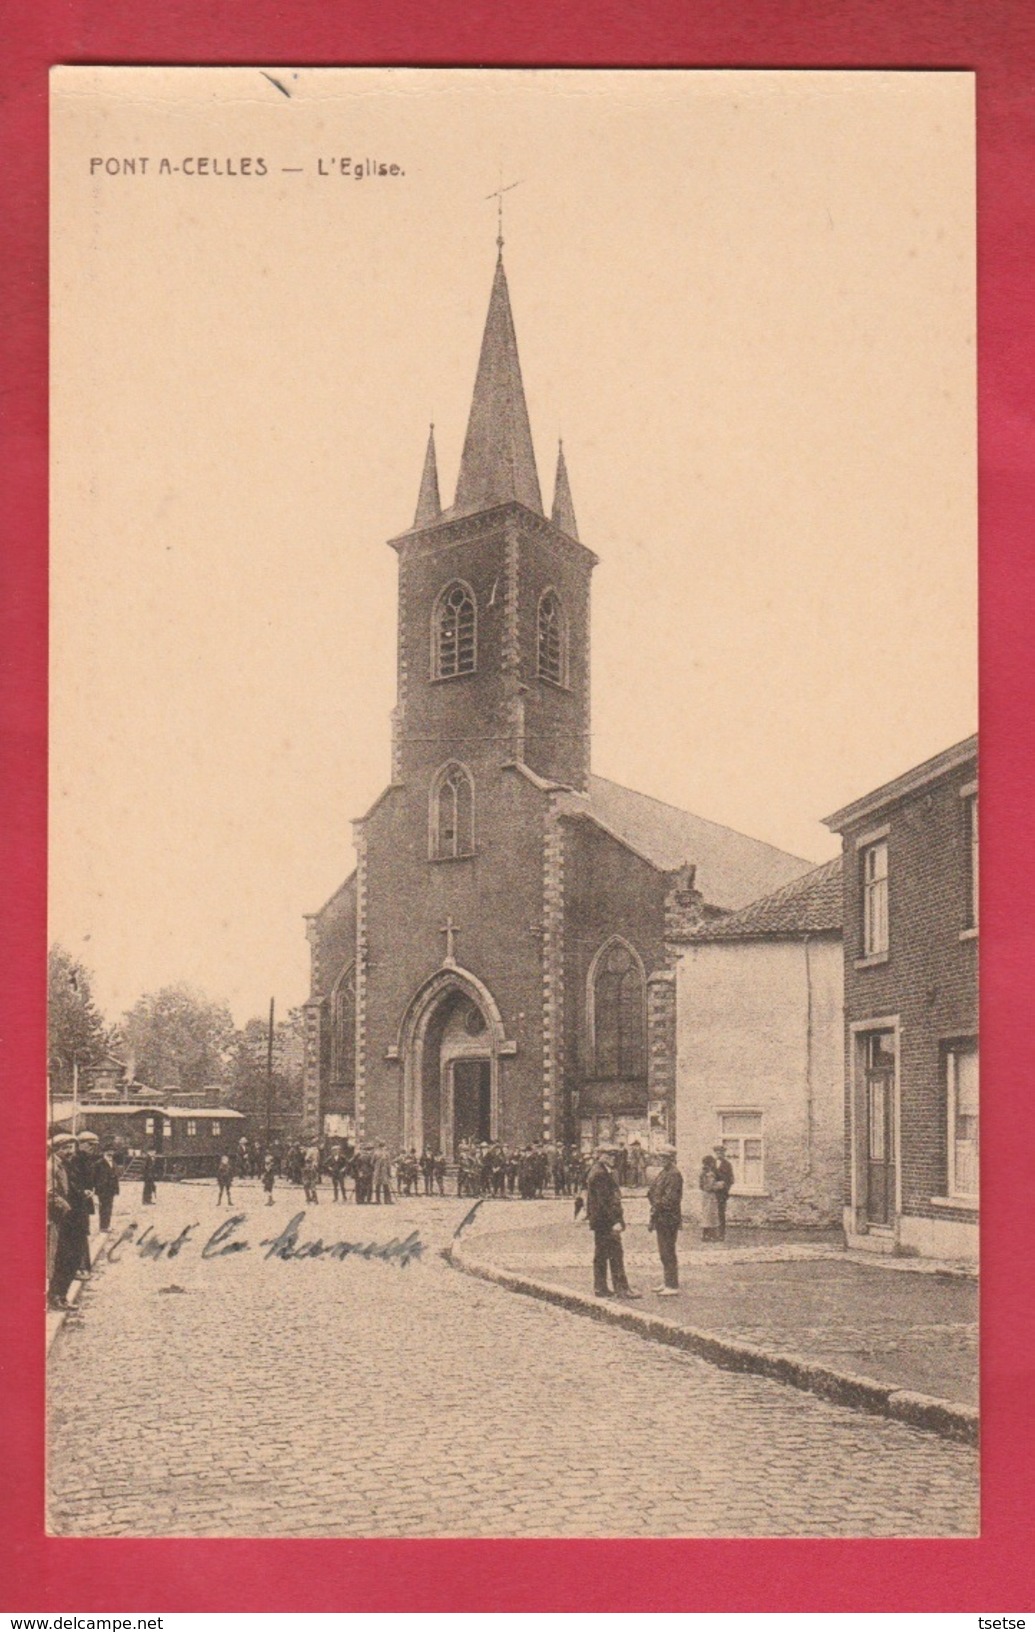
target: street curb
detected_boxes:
[46,1227,112,1356]
[446,1238,979,1448]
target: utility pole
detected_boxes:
[266,997,275,1143]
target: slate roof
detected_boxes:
[585,774,817,912]
[453,252,544,519]
[682,854,844,940]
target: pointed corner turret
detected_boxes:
[413,423,442,528]
[453,253,543,520]
[551,439,579,540]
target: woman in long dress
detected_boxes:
[698,1154,720,1241]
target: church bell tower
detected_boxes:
[387,248,597,795]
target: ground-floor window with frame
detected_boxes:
[718,1110,764,1193]
[946,1040,979,1201]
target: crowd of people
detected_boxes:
[46,1130,119,1310]
[48,1121,738,1311]
[225,1135,600,1205]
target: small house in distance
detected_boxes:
[824,735,978,1261]
[672,857,844,1228]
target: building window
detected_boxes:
[433,581,476,678]
[211,1120,221,1137]
[145,1117,155,1135]
[162,1119,173,1139]
[186,1119,197,1137]
[590,939,646,1078]
[963,792,978,929]
[430,762,475,859]
[947,1041,979,1199]
[537,589,567,685]
[718,1111,764,1192]
[331,964,356,1087]
[861,839,889,956]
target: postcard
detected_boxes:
[47,66,977,1540]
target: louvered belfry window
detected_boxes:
[537,590,565,684]
[436,582,477,678]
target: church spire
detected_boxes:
[551,439,579,539]
[453,252,544,519]
[413,423,441,528]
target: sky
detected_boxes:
[49,68,977,1026]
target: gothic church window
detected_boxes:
[434,581,477,678]
[537,588,567,685]
[331,964,356,1089]
[430,762,475,859]
[589,938,646,1079]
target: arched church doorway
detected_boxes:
[400,969,505,1160]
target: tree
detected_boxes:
[225,1009,305,1134]
[122,984,236,1093]
[48,944,107,1095]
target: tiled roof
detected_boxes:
[585,775,817,911]
[684,855,844,940]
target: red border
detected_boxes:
[3,1,1034,1612]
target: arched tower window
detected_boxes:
[589,938,646,1079]
[433,581,477,678]
[537,588,567,685]
[430,762,475,859]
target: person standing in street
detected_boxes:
[647,1144,684,1295]
[372,1142,393,1205]
[302,1150,320,1204]
[261,1154,276,1205]
[93,1147,120,1231]
[698,1154,720,1241]
[712,1143,735,1242]
[141,1150,157,1206]
[47,1135,92,1310]
[69,1131,99,1275]
[216,1153,234,1206]
[585,1146,640,1301]
[328,1147,348,1203]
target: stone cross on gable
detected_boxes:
[440,916,460,965]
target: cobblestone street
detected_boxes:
[48,1184,978,1538]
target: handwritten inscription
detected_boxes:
[104,1212,424,1267]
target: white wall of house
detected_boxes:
[675,937,844,1228]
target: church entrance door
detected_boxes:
[452,1058,491,1147]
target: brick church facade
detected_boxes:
[302,249,814,1157]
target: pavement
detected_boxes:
[456,1197,979,1415]
[47,1181,978,1538]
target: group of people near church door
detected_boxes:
[583,1142,735,1301]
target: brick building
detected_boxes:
[824,735,978,1260]
[671,858,845,1228]
[302,249,813,1158]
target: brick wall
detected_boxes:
[840,755,978,1233]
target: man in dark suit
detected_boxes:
[713,1144,735,1241]
[47,1135,92,1309]
[93,1147,121,1231]
[647,1144,684,1294]
[585,1147,640,1300]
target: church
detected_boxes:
[301,246,814,1158]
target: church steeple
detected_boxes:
[413,423,441,527]
[551,439,579,540]
[453,252,544,520]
